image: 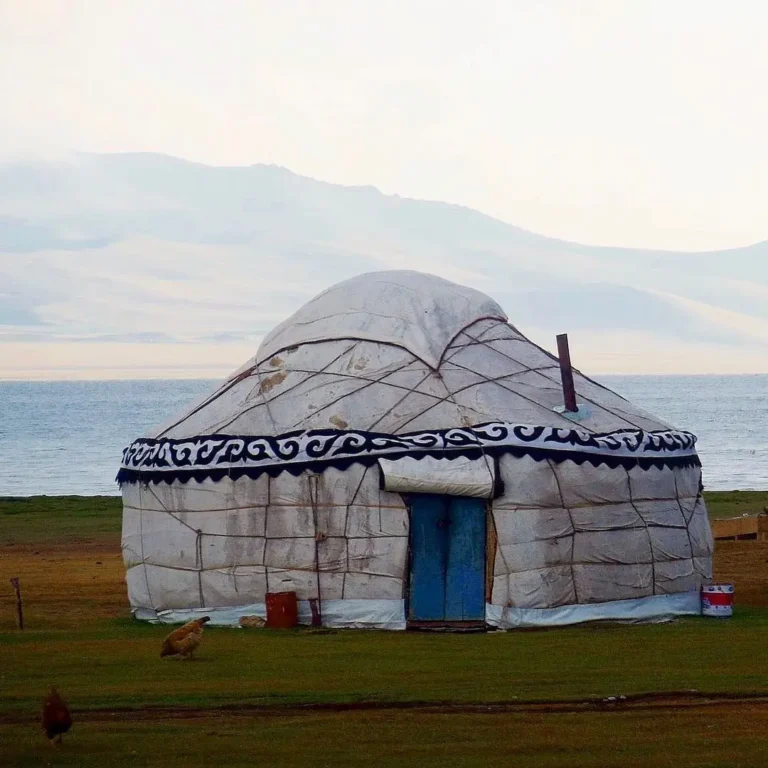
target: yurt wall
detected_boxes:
[121,463,412,628]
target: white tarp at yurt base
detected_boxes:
[118,270,713,629]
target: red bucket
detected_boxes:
[265,591,298,629]
[701,584,734,618]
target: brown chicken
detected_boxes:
[41,687,72,746]
[160,616,211,659]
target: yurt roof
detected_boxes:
[258,271,508,370]
[118,271,699,486]
[154,270,668,438]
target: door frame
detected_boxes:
[404,493,490,629]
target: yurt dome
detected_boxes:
[119,270,713,629]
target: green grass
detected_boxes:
[2,492,768,766]
[0,496,121,545]
[4,611,768,718]
[3,707,768,768]
[703,490,768,520]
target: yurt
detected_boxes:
[118,271,713,629]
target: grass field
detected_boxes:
[702,490,768,520]
[2,493,768,766]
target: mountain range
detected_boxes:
[1,152,767,377]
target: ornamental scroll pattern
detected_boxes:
[117,423,700,486]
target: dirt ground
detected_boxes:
[4,690,768,725]
[0,542,126,630]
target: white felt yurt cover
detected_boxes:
[118,270,713,629]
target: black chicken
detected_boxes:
[41,687,72,746]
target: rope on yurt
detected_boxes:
[457,324,648,430]
[215,342,361,433]
[138,483,155,612]
[196,527,204,608]
[143,483,207,607]
[626,465,657,596]
[548,458,581,605]
[675,467,702,580]
[309,473,323,626]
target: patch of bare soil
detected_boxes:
[0,542,127,630]
[4,692,768,725]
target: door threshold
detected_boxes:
[407,621,487,633]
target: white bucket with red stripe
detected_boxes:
[701,584,734,618]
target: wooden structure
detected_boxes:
[408,495,486,627]
[10,577,23,630]
[712,514,768,541]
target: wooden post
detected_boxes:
[556,334,578,413]
[10,577,23,630]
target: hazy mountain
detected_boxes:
[1,152,767,377]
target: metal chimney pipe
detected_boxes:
[556,334,578,413]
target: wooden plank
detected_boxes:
[408,495,448,621]
[445,497,486,621]
[713,516,760,540]
[485,509,497,603]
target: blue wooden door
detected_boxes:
[409,495,486,622]
[409,494,449,621]
[445,497,486,621]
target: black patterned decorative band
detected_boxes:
[116,423,700,486]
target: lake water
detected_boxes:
[1,375,766,496]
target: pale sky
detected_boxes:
[2,0,767,251]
